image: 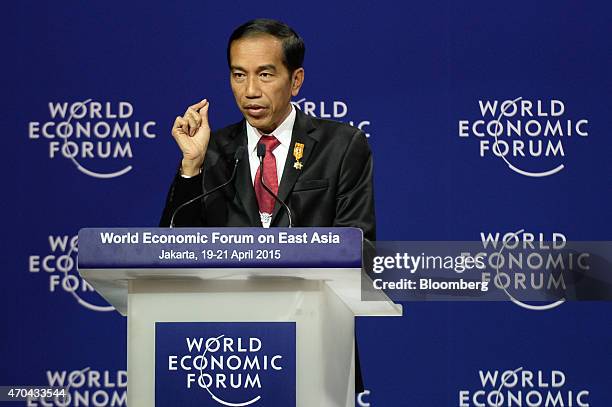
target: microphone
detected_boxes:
[169,146,245,228]
[257,143,293,227]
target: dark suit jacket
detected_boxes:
[160,108,376,241]
[159,108,373,392]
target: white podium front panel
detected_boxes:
[78,228,401,407]
[128,279,355,407]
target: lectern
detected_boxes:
[78,227,401,407]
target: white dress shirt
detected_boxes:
[245,105,296,227]
[180,105,297,227]
[245,104,296,186]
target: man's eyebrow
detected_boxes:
[230,64,278,72]
[257,64,277,72]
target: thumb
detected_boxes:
[198,101,210,130]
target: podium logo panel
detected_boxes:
[155,322,296,407]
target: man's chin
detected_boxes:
[245,117,274,134]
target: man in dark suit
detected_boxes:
[160,106,374,238]
[160,19,375,241]
[159,18,373,393]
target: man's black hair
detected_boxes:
[227,18,305,74]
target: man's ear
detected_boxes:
[291,68,304,97]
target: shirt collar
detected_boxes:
[246,104,296,154]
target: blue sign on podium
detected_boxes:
[155,322,296,406]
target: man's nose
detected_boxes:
[245,76,261,98]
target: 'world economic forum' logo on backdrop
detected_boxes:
[156,322,296,407]
[28,99,157,179]
[292,98,372,138]
[458,98,588,177]
[28,234,114,312]
[475,229,590,311]
[27,366,126,406]
[458,368,589,407]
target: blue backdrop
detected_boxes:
[2,1,611,405]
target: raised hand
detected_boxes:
[171,99,211,176]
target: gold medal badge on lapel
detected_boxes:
[293,142,304,170]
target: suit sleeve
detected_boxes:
[159,167,206,227]
[334,129,376,241]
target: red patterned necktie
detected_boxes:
[254,135,281,224]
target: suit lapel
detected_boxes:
[271,109,318,225]
[227,122,261,226]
